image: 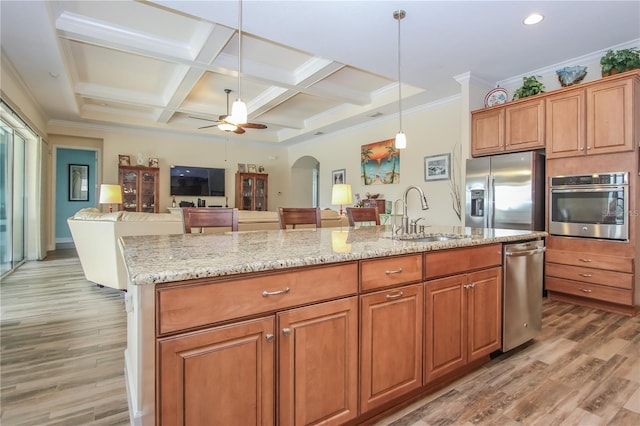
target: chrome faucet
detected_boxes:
[401,185,429,234]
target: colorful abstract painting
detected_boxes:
[360,139,400,185]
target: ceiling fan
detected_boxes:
[192,89,267,134]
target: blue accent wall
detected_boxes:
[56,148,96,241]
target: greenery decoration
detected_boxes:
[512,76,545,100]
[600,48,640,77]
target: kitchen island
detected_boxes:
[120,225,545,426]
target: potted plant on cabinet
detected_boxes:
[600,48,640,77]
[512,75,545,100]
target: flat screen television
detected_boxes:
[170,165,225,197]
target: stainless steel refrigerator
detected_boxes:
[465,151,545,231]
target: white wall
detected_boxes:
[288,97,464,226]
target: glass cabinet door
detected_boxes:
[255,176,267,211]
[122,171,138,211]
[140,171,156,213]
[241,177,253,210]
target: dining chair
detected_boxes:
[346,207,380,226]
[278,207,322,229]
[182,207,239,233]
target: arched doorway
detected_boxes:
[290,156,319,207]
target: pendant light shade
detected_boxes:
[394,9,407,149]
[230,0,248,125]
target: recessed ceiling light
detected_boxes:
[524,13,544,25]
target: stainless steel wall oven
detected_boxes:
[549,172,628,241]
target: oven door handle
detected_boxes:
[550,186,626,194]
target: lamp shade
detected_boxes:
[99,184,123,205]
[331,184,352,205]
[230,99,248,125]
[395,131,407,149]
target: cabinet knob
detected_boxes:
[265,334,274,343]
[282,328,291,336]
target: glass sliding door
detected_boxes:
[0,119,26,278]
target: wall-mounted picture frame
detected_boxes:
[69,164,89,201]
[148,157,159,168]
[238,163,246,173]
[332,168,346,185]
[118,155,130,166]
[424,153,451,181]
[247,164,257,173]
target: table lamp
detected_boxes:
[331,183,352,216]
[99,184,123,212]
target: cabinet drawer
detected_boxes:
[545,276,633,306]
[425,244,501,279]
[157,262,358,335]
[546,249,633,273]
[546,263,632,290]
[360,254,422,291]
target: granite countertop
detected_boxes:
[119,225,546,286]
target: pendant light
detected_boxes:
[393,10,407,149]
[230,0,248,125]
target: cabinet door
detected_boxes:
[505,99,545,151]
[120,169,139,212]
[545,89,586,158]
[360,284,423,413]
[471,108,505,156]
[140,170,158,212]
[254,175,268,211]
[158,316,275,426]
[278,297,358,426]
[587,77,635,155]
[424,275,466,383]
[467,267,502,362]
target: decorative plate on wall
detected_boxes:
[484,87,508,107]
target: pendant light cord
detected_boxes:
[237,0,243,100]
[397,11,402,132]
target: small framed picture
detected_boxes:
[424,153,451,181]
[119,155,131,166]
[332,169,346,185]
[238,163,246,173]
[69,164,89,201]
[247,164,257,173]
[148,158,159,168]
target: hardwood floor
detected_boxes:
[1,250,638,425]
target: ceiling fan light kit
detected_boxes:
[394,9,407,149]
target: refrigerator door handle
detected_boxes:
[487,175,495,228]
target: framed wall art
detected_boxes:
[424,153,451,181]
[332,169,345,184]
[360,139,400,185]
[118,155,130,166]
[69,164,89,201]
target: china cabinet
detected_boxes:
[118,165,159,213]
[235,172,268,211]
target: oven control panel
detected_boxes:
[550,172,628,186]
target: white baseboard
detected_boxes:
[124,349,143,426]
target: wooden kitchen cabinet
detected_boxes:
[360,284,423,413]
[278,297,358,426]
[471,98,544,157]
[158,316,275,426]
[424,267,502,383]
[118,165,159,212]
[546,71,638,159]
[546,244,635,315]
[235,172,268,211]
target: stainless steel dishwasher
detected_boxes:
[502,240,545,352]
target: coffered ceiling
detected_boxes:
[1,1,639,145]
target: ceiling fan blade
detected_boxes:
[233,126,246,134]
[240,123,267,129]
[198,124,218,129]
